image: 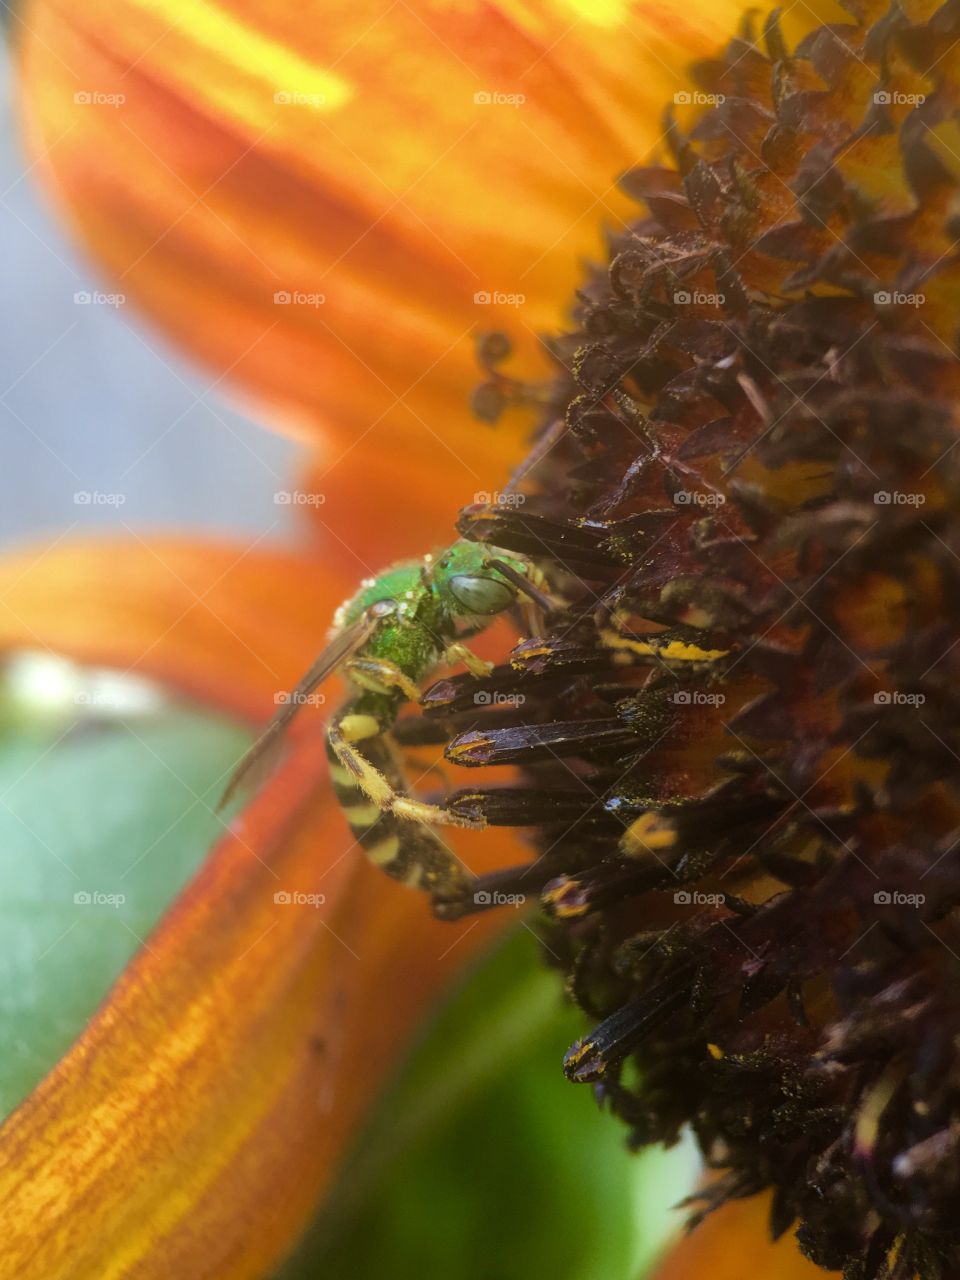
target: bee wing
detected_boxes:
[217,606,387,811]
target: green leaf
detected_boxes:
[0,685,248,1119]
[277,929,698,1280]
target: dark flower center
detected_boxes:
[411,4,960,1277]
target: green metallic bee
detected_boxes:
[220,540,550,899]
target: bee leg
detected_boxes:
[326,708,473,896]
[342,656,421,701]
[330,713,485,830]
[443,642,493,677]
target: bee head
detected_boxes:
[430,541,529,620]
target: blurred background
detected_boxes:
[0,44,296,549]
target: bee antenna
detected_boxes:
[484,558,557,615]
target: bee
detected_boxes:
[219,540,551,899]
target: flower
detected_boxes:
[4,0,896,1277]
[418,4,960,1277]
[650,1193,831,1280]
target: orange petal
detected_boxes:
[15,0,751,536]
[0,534,518,1277]
[652,1193,841,1280]
[0,534,353,721]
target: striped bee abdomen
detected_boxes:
[325,701,470,898]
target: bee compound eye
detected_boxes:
[448,574,515,615]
